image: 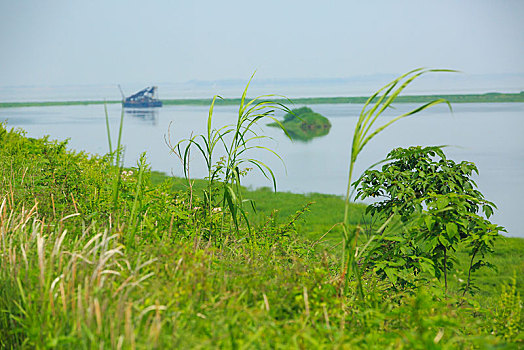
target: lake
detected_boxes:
[1,102,523,237]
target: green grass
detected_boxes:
[455,236,524,301]
[150,170,367,243]
[150,170,524,297]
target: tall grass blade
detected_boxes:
[128,153,147,246]
[104,102,113,155]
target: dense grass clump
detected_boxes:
[0,97,523,347]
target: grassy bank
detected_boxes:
[1,91,524,109]
[1,117,523,347]
[149,171,366,244]
[150,170,524,298]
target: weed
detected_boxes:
[493,272,523,343]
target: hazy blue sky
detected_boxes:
[1,0,523,86]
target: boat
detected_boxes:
[121,86,162,108]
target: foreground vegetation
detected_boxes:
[1,123,522,349]
[1,71,522,348]
[1,91,524,109]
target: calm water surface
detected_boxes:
[2,102,523,237]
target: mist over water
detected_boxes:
[1,100,523,238]
[1,73,524,102]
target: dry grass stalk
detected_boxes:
[125,302,135,349]
[77,284,83,332]
[116,335,125,350]
[37,232,45,289]
[263,293,270,312]
[94,297,102,334]
[70,192,79,213]
[303,286,310,317]
[59,280,67,313]
[51,193,56,217]
[323,305,331,329]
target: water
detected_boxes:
[1,102,523,237]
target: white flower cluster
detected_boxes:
[192,206,222,213]
[121,170,134,180]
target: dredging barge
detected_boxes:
[121,86,162,108]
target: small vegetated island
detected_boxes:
[267,106,331,142]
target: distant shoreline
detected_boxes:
[1,91,523,108]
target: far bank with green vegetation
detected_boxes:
[1,91,524,108]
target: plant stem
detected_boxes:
[463,247,478,297]
[444,248,448,293]
[341,157,356,285]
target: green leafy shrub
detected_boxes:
[355,146,503,292]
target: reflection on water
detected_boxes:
[287,123,331,142]
[124,108,159,125]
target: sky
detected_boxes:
[1,0,523,87]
